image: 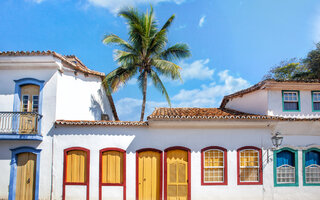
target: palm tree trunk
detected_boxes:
[140,70,148,121]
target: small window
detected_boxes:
[65,150,88,183]
[304,149,320,185]
[312,92,320,111]
[274,148,298,187]
[32,95,39,113]
[101,150,124,184]
[202,147,227,185]
[22,95,29,112]
[283,91,300,111]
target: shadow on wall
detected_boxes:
[89,89,109,120]
[0,141,42,160]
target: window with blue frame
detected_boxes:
[274,148,298,186]
[312,91,320,111]
[304,149,320,185]
[282,91,300,111]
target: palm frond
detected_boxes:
[103,65,138,92]
[149,70,171,106]
[161,14,175,31]
[159,43,191,61]
[103,34,134,52]
[152,59,182,81]
[114,50,138,65]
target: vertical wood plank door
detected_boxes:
[167,150,188,200]
[19,85,40,134]
[138,151,161,200]
[15,152,37,200]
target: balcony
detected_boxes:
[0,112,43,140]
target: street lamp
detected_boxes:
[271,132,283,148]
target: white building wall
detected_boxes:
[224,90,268,115]
[0,66,59,199]
[52,124,320,200]
[268,90,320,118]
[55,71,114,121]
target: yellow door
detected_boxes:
[20,85,40,134]
[138,151,161,200]
[167,150,188,200]
[15,152,37,200]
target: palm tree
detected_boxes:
[102,7,191,121]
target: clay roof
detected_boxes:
[55,120,148,126]
[0,50,105,77]
[147,107,320,121]
[220,79,320,108]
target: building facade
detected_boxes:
[0,52,319,200]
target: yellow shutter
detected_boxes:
[66,150,87,183]
[101,151,123,184]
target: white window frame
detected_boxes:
[22,95,29,112]
[239,149,260,183]
[203,149,225,183]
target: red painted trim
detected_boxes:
[63,147,90,200]
[164,146,191,200]
[237,146,263,185]
[135,148,163,200]
[201,146,228,185]
[99,148,126,200]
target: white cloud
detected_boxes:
[179,59,214,80]
[116,69,250,120]
[199,15,206,27]
[172,70,250,107]
[88,0,186,14]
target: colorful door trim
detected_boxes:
[9,146,41,200]
[164,146,191,200]
[63,147,90,200]
[136,148,163,200]
[99,148,126,200]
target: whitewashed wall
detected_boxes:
[52,122,320,200]
[225,90,268,115]
[55,70,114,121]
[268,90,320,118]
[0,65,58,199]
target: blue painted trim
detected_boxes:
[9,147,41,200]
[13,78,45,134]
[273,147,299,187]
[282,90,301,112]
[303,148,320,186]
[0,134,43,141]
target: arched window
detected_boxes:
[201,146,227,185]
[99,148,126,200]
[274,148,298,187]
[237,146,262,185]
[303,148,320,185]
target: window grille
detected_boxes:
[204,149,224,183]
[239,150,259,182]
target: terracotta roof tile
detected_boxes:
[0,50,105,77]
[147,107,320,121]
[55,120,148,126]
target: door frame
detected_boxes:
[9,146,41,200]
[136,148,163,200]
[164,146,191,200]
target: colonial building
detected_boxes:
[0,51,319,200]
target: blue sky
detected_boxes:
[1,0,320,120]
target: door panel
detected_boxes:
[167,150,188,200]
[19,85,40,134]
[138,151,161,200]
[16,152,37,200]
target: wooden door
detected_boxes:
[138,151,161,200]
[167,150,188,200]
[20,85,40,134]
[15,152,37,200]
